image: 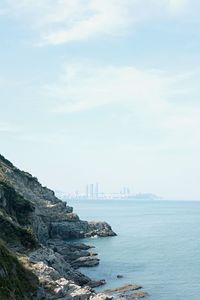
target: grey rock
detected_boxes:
[90,293,113,300]
[29,245,95,287]
[104,284,148,300]
[72,256,100,268]
[87,222,116,237]
[0,154,120,300]
[30,260,95,300]
[50,220,116,240]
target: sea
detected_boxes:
[67,199,200,300]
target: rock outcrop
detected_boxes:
[0,154,116,243]
[104,284,148,299]
[0,154,116,299]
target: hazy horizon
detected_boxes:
[1,1,200,200]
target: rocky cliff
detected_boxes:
[0,154,116,300]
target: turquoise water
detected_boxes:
[67,199,200,300]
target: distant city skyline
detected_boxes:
[56,183,161,201]
[55,184,159,201]
[57,182,133,199]
[85,183,132,199]
[1,1,200,200]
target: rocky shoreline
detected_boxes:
[0,154,147,299]
[104,284,148,299]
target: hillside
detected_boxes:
[0,154,116,299]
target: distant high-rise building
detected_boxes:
[95,183,99,198]
[86,184,89,198]
[121,186,130,196]
[90,184,94,198]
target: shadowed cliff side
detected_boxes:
[0,240,39,300]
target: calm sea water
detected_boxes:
[67,199,200,300]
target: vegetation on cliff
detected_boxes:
[0,181,38,250]
[0,240,38,300]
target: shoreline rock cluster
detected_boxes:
[0,154,147,299]
[104,284,148,299]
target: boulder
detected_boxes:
[117,274,123,279]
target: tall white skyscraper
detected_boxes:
[95,183,99,198]
[90,184,94,198]
[86,184,89,198]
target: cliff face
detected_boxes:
[0,154,115,242]
[0,154,116,300]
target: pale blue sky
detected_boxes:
[0,0,200,199]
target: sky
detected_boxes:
[0,0,200,200]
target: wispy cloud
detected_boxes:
[43,62,200,149]
[168,0,189,14]
[0,123,19,133]
[45,63,170,113]
[1,0,195,45]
